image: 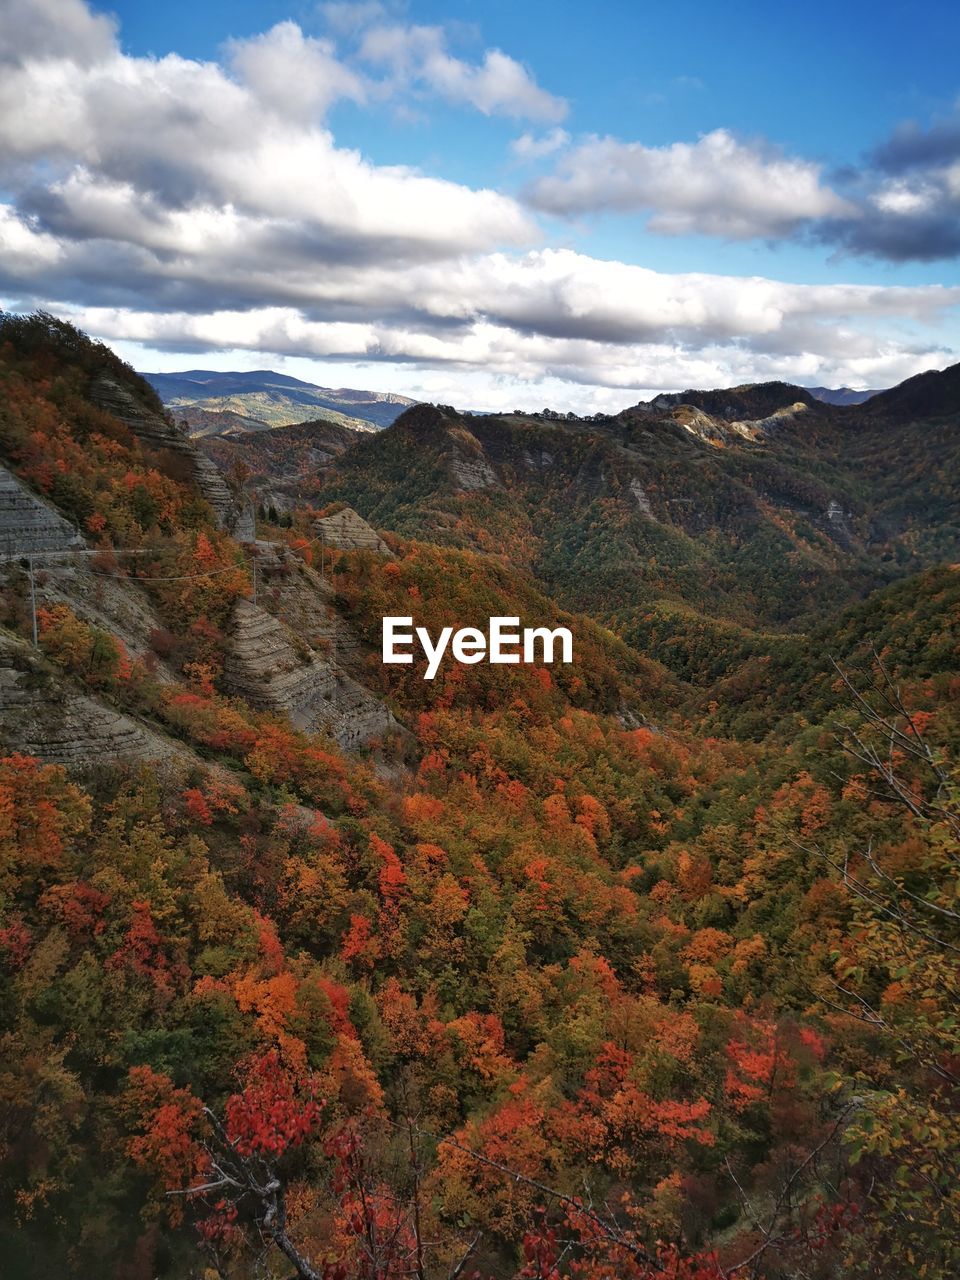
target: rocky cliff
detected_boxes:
[314,507,392,553]
[91,375,255,540]
[223,598,396,750]
[0,466,85,556]
[0,631,186,768]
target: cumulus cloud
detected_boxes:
[226,22,368,120]
[0,0,115,66]
[320,2,387,37]
[0,14,535,264]
[870,118,960,174]
[811,115,960,262]
[53,296,955,409]
[511,128,570,161]
[0,0,957,402]
[524,113,960,264]
[357,23,567,122]
[526,129,853,237]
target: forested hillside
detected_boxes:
[1,315,957,1280]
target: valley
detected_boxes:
[0,313,957,1280]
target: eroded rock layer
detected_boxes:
[0,466,84,556]
[314,507,391,553]
[223,599,396,750]
[0,632,183,767]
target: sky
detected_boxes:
[2,0,960,411]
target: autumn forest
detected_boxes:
[0,313,958,1280]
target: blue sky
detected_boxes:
[2,0,959,408]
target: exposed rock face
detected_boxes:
[728,401,809,440]
[643,381,817,421]
[0,632,183,767]
[630,478,656,519]
[666,399,808,446]
[448,426,500,492]
[29,558,177,681]
[90,375,254,539]
[521,446,555,474]
[826,499,854,545]
[672,405,727,444]
[314,507,391,553]
[223,599,396,750]
[450,447,499,491]
[0,467,84,556]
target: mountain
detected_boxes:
[172,404,277,435]
[858,358,960,420]
[301,373,959,665]
[143,367,418,431]
[806,384,881,405]
[2,315,958,1279]
[197,417,373,515]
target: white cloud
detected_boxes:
[320,2,387,37]
[0,0,957,404]
[227,22,367,120]
[0,19,536,263]
[527,128,854,237]
[870,181,938,215]
[55,298,954,412]
[357,23,567,122]
[511,128,570,160]
[0,0,116,66]
[19,245,956,400]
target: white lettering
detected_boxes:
[383,616,414,664]
[489,616,521,663]
[452,627,487,664]
[417,625,454,680]
[381,618,574,679]
[523,626,573,664]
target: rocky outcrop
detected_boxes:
[29,558,177,681]
[629,478,656,519]
[90,375,254,539]
[223,599,396,750]
[642,381,817,421]
[825,499,854,546]
[314,507,391,554]
[667,400,808,446]
[0,467,84,556]
[0,632,183,767]
[728,401,809,440]
[521,445,555,474]
[448,426,500,492]
[248,549,366,673]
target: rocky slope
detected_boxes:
[198,418,371,514]
[0,315,406,771]
[224,598,397,751]
[0,631,187,768]
[0,465,84,556]
[90,374,255,541]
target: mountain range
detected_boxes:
[142,368,418,433]
[206,366,959,712]
[144,368,883,438]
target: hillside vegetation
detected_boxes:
[0,314,957,1280]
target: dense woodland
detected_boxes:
[0,315,958,1279]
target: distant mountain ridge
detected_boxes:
[141,368,418,432]
[284,359,960,688]
[144,368,884,434]
[806,385,881,406]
